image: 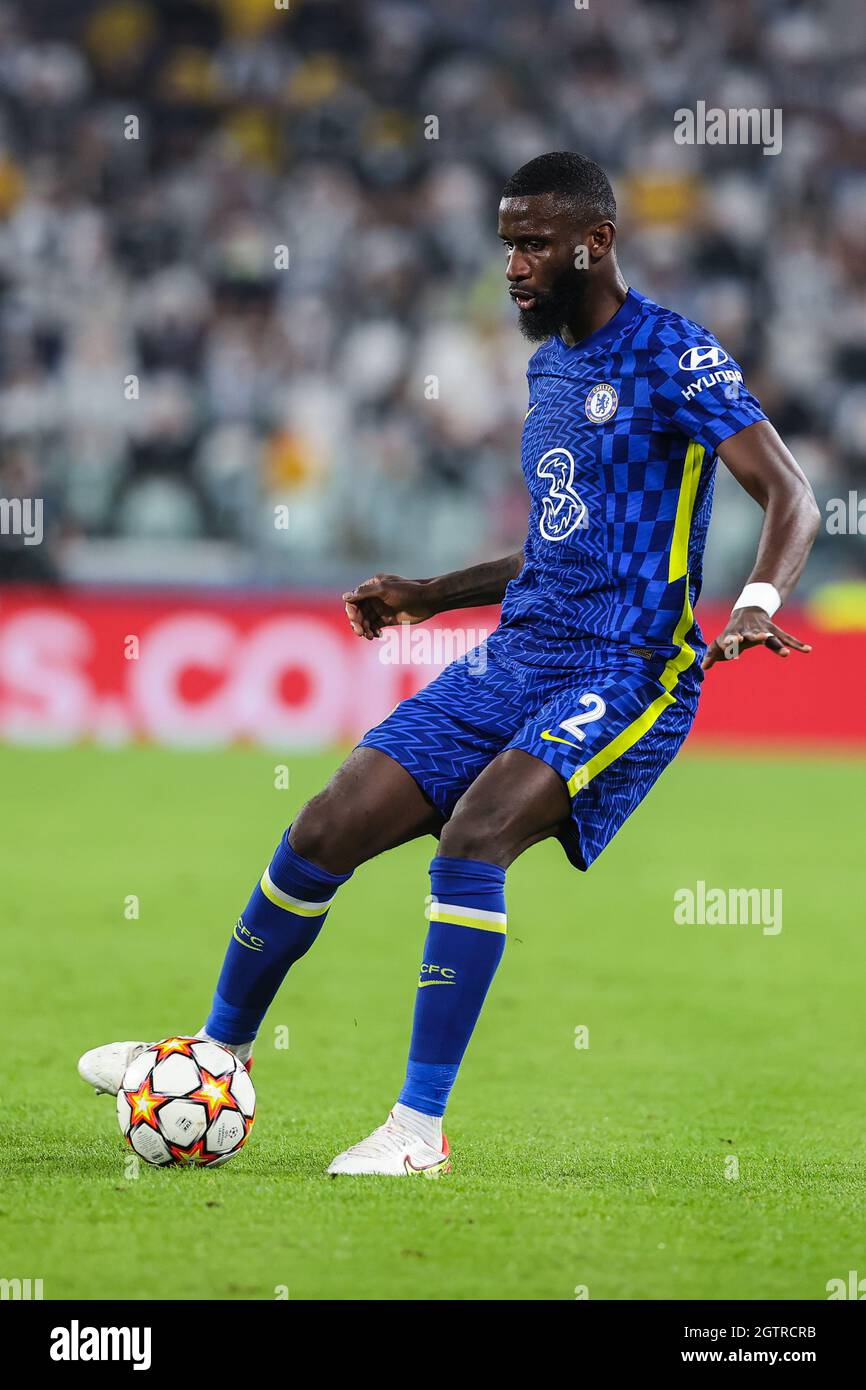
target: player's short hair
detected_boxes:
[501,152,616,225]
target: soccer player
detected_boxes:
[79,152,820,1175]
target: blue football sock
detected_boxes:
[398,856,507,1118]
[205,829,351,1045]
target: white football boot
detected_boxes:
[327,1112,451,1177]
[78,1037,254,1095]
[77,1041,148,1096]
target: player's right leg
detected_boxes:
[77,748,442,1095]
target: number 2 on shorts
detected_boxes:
[558,692,606,742]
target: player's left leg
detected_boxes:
[79,644,529,1105]
[327,750,570,1175]
[329,653,702,1175]
[78,747,441,1095]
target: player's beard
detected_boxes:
[514,264,590,343]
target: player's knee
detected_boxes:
[439,802,519,868]
[289,793,359,876]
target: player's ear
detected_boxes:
[587,220,616,260]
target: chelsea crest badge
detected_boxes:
[584,382,618,423]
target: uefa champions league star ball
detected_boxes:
[116,1037,255,1167]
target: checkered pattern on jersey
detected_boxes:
[496,289,766,670]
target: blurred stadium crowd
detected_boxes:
[0,0,864,593]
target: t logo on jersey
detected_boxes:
[536,447,587,541]
[678,345,728,371]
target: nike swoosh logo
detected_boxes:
[540,729,585,752]
[524,404,538,419]
[404,1154,447,1173]
[418,980,455,988]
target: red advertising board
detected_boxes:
[0,587,862,748]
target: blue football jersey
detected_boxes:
[493,288,767,669]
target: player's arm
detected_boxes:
[343,551,525,639]
[702,420,821,670]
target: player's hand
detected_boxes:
[342,574,438,640]
[701,606,812,670]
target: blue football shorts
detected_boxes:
[357,638,702,870]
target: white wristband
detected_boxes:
[733,582,781,617]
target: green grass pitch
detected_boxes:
[1,742,864,1301]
